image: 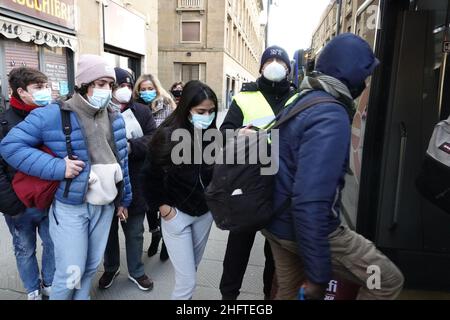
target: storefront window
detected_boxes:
[1,37,72,101]
[104,50,141,80]
[43,47,70,98]
[4,39,39,74]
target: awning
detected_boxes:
[0,16,78,52]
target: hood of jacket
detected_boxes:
[315,33,379,96]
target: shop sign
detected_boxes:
[0,17,77,51]
[104,1,146,55]
[0,0,75,30]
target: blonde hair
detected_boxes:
[133,74,176,111]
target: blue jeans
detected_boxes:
[49,200,114,300]
[104,213,146,278]
[161,209,213,300]
[4,208,55,294]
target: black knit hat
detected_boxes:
[114,67,134,87]
[260,45,291,73]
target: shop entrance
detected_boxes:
[0,37,73,101]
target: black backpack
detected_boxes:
[205,97,342,232]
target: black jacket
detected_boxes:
[0,105,28,216]
[141,127,214,217]
[125,101,157,216]
[220,76,297,131]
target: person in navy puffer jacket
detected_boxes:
[263,34,404,300]
[0,54,132,300]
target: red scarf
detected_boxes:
[9,96,38,113]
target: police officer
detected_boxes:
[220,45,298,300]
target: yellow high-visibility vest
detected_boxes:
[233,91,299,129]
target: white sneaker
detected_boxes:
[41,284,51,297]
[27,290,42,300]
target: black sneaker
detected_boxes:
[99,269,120,289]
[160,241,169,261]
[128,274,154,291]
[148,231,162,257]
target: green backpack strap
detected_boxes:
[271,97,346,131]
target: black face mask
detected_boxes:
[172,90,183,98]
[350,82,367,99]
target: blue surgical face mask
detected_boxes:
[88,88,112,109]
[140,90,157,104]
[190,112,215,130]
[32,88,52,106]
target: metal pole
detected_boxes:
[336,0,343,36]
[265,0,272,48]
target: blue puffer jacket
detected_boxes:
[267,33,379,285]
[0,102,132,208]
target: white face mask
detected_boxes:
[88,88,112,109]
[263,61,287,82]
[114,87,132,104]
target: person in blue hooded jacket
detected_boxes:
[263,34,404,300]
[0,54,132,300]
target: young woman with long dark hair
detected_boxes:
[141,80,218,300]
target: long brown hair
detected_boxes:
[133,74,176,111]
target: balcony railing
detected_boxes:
[177,0,205,11]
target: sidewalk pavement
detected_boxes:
[0,216,266,300]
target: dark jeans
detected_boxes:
[220,230,275,299]
[103,212,146,278]
[4,208,55,294]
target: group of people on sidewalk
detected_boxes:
[0,33,404,301]
[0,59,179,299]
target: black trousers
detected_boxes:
[220,230,275,299]
[146,207,160,232]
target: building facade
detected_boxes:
[158,0,265,110]
[311,0,380,57]
[0,0,158,101]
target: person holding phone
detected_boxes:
[219,45,298,300]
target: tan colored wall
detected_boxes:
[223,53,259,95]
[128,0,159,75]
[206,0,226,49]
[158,0,264,110]
[159,50,225,105]
[75,0,103,55]
[158,0,179,49]
[75,0,158,76]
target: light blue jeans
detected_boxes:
[49,200,115,300]
[161,209,213,300]
[4,208,55,294]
